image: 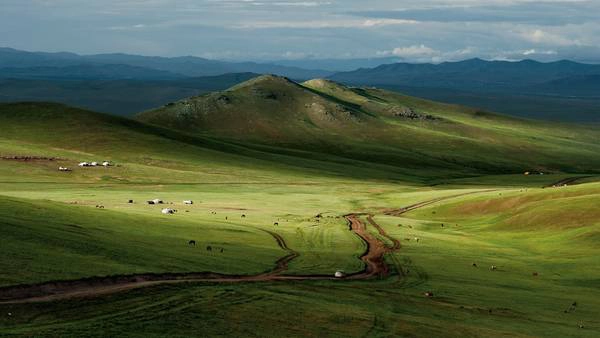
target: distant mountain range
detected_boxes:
[0,64,184,80]
[329,58,600,95]
[268,57,405,72]
[0,47,330,80]
[1,47,599,121]
[0,73,259,115]
[3,48,599,95]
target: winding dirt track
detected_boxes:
[344,214,394,279]
[0,190,498,304]
[383,189,498,216]
[543,176,591,188]
[0,215,397,304]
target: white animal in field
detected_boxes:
[78,162,89,167]
[152,199,163,204]
[334,270,345,278]
[90,162,98,166]
[183,200,193,205]
[161,208,175,215]
[58,166,71,171]
[102,161,111,167]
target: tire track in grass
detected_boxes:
[0,215,396,303]
[383,189,498,216]
[3,191,498,304]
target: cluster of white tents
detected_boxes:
[78,161,111,167]
[58,161,112,172]
[146,198,194,215]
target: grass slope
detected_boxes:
[0,102,429,183]
[138,76,600,178]
[0,195,285,287]
[2,183,600,336]
[1,93,600,336]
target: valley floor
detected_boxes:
[1,174,599,337]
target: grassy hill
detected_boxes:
[1,96,600,335]
[0,102,443,183]
[138,75,600,178]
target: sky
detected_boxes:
[2,0,600,63]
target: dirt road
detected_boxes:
[344,214,394,279]
[544,176,591,188]
[0,214,400,304]
[1,189,497,304]
[384,189,498,216]
[0,190,502,304]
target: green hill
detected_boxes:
[2,94,600,336]
[138,75,600,177]
[0,102,431,183]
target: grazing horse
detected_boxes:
[188,240,196,246]
[206,245,212,252]
[273,222,279,226]
[241,214,246,218]
[220,248,224,253]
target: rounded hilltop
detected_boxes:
[302,78,344,89]
[229,74,299,91]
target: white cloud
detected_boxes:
[381,45,439,58]
[520,29,580,47]
[233,18,417,29]
[522,49,557,56]
[3,0,600,62]
[362,19,419,27]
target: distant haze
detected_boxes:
[2,1,600,63]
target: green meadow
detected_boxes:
[1,77,600,337]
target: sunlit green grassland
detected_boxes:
[1,100,600,336]
[2,180,599,337]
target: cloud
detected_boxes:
[348,1,600,26]
[252,1,331,7]
[108,23,147,31]
[362,19,419,27]
[522,49,557,56]
[384,45,438,58]
[232,18,418,29]
[520,29,581,47]
[376,45,483,63]
[2,0,600,63]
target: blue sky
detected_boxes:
[2,0,600,62]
